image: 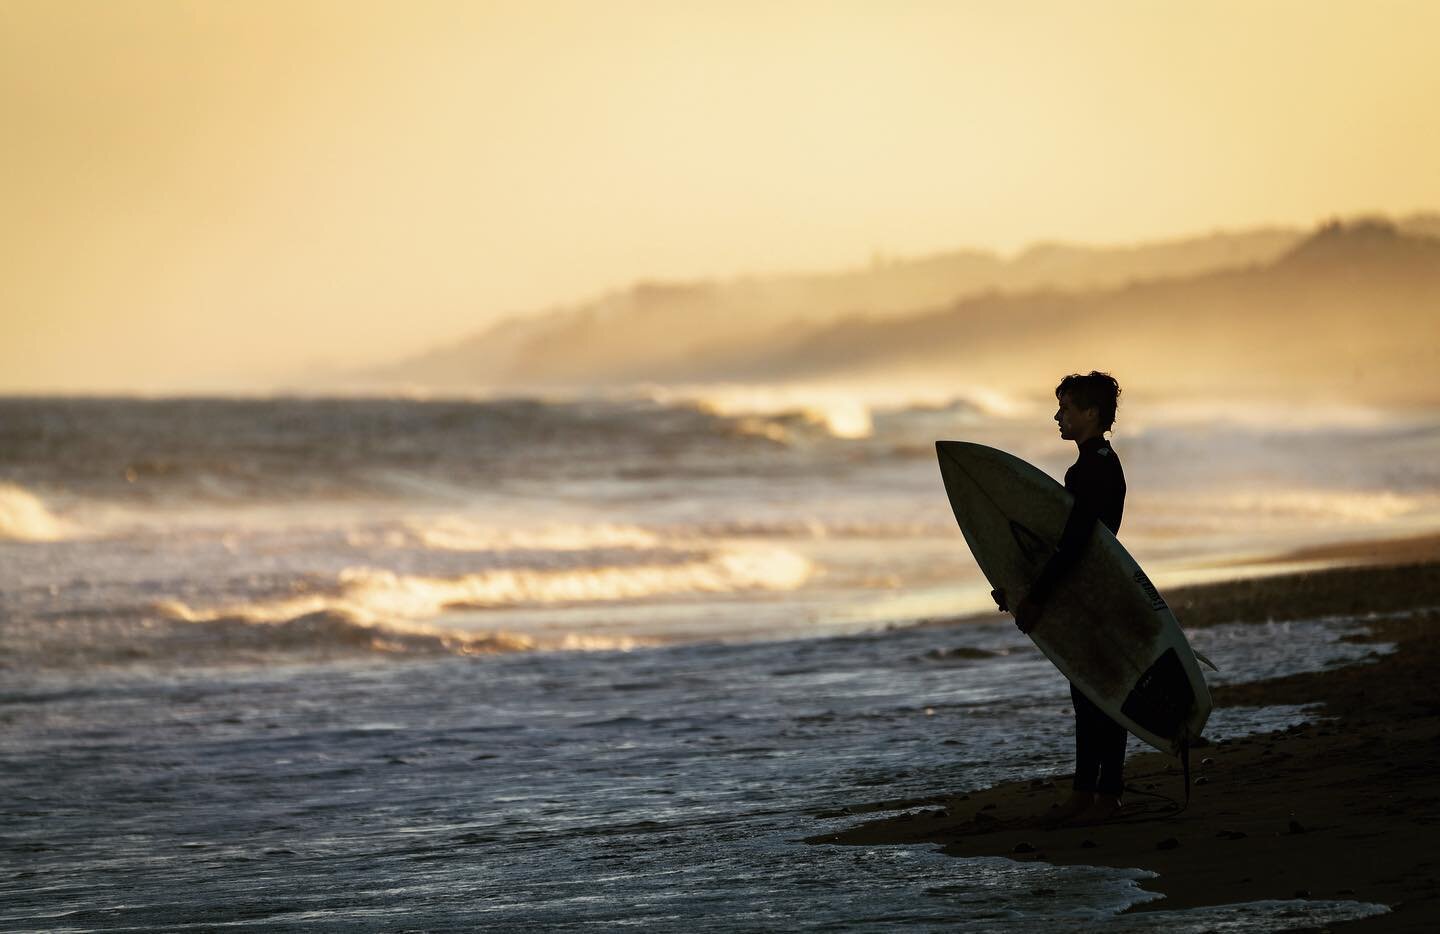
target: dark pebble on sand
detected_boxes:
[1201,757,1215,766]
[1194,776,1209,785]
[1156,837,1180,850]
[1012,842,1036,854]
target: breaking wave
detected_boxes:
[95,545,814,665]
[0,392,1009,508]
[170,610,656,658]
[344,516,952,553]
[1217,489,1430,523]
[387,520,663,552]
[0,483,71,541]
[645,382,1003,443]
[2,609,660,670]
[154,544,815,627]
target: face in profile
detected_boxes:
[1054,392,1100,441]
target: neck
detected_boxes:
[1073,430,1104,449]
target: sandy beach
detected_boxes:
[806,534,1440,932]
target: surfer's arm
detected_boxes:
[1026,494,1101,607]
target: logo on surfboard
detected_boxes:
[1133,570,1168,611]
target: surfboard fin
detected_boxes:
[1193,650,1220,672]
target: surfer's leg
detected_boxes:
[1057,685,1118,826]
[1070,682,1102,793]
[1095,711,1128,798]
[1064,710,1129,825]
[1036,683,1100,826]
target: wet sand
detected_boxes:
[806,534,1440,932]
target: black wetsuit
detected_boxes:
[1028,434,1128,796]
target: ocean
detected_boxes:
[3,391,1431,930]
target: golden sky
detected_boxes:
[3,0,1438,392]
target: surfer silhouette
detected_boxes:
[993,371,1128,825]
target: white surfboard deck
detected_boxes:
[936,440,1212,756]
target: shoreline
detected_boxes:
[805,547,1440,931]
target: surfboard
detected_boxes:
[935,440,1212,756]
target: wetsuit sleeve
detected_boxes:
[1026,484,1101,607]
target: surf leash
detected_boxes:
[1111,731,1192,823]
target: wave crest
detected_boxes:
[170,609,652,657]
[0,484,70,541]
[154,544,815,629]
[410,520,662,552]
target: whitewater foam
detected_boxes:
[1217,489,1431,523]
[197,609,651,656]
[408,519,663,552]
[0,484,71,541]
[154,544,815,630]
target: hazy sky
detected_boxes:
[3,0,1438,392]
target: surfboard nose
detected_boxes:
[935,440,996,480]
[934,439,973,463]
[934,440,970,482]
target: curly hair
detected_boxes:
[1055,371,1122,432]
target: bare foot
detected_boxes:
[1039,790,1093,827]
[1064,794,1123,826]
